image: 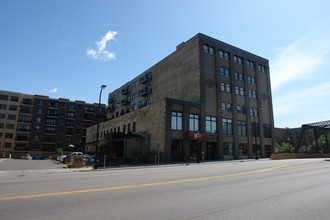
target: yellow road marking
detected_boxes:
[0,161,320,201]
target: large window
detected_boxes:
[206,116,217,133]
[238,121,246,136]
[171,112,183,130]
[0,104,7,110]
[224,142,233,155]
[189,114,199,131]
[222,118,232,135]
[264,124,271,138]
[252,122,260,137]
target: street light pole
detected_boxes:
[94,85,106,169]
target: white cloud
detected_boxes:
[271,32,330,91]
[49,88,58,93]
[274,81,330,116]
[87,31,117,62]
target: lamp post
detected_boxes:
[94,85,106,169]
[194,131,202,163]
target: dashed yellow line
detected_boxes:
[0,161,319,201]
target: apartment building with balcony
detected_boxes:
[0,90,105,157]
[86,33,275,163]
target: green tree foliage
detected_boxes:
[97,139,114,158]
[276,142,294,153]
[55,148,64,155]
[305,133,330,153]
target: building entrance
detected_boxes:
[206,142,217,160]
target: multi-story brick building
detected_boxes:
[0,90,105,158]
[86,33,275,163]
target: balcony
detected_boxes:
[139,86,152,96]
[17,128,31,132]
[139,72,152,84]
[121,86,131,95]
[121,98,131,106]
[20,108,33,114]
[22,99,33,105]
[108,97,116,103]
[107,106,115,113]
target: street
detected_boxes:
[1,159,330,219]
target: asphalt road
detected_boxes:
[1,158,330,220]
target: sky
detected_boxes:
[1,0,330,128]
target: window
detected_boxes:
[248,90,257,99]
[233,55,242,64]
[0,123,4,128]
[34,125,41,131]
[9,105,18,111]
[0,95,8,100]
[237,121,246,136]
[234,72,244,81]
[46,118,57,125]
[224,142,233,155]
[222,118,232,135]
[258,64,266,72]
[138,101,144,108]
[171,112,182,130]
[132,93,137,101]
[250,108,258,116]
[248,76,256,84]
[220,83,230,93]
[189,114,199,131]
[68,104,75,110]
[235,86,244,96]
[219,50,229,60]
[252,122,260,137]
[247,60,255,69]
[131,104,137,111]
[236,105,246,114]
[0,113,5,119]
[264,124,271,138]
[0,104,7,110]
[203,44,214,54]
[36,108,44,114]
[145,99,151,106]
[5,133,14,138]
[206,116,217,133]
[132,81,138,88]
[36,99,45,105]
[6,124,15,129]
[221,102,231,112]
[19,116,31,122]
[220,68,230,77]
[22,98,33,105]
[45,127,56,133]
[133,122,136,132]
[7,114,16,120]
[67,112,74,118]
[10,96,19,102]
[4,143,12,148]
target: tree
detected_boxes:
[276,142,294,153]
[55,148,63,155]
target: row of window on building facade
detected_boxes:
[203,44,267,72]
[220,67,256,84]
[93,122,137,140]
[171,112,271,138]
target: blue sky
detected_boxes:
[1,0,330,128]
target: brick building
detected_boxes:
[0,90,105,158]
[86,33,275,163]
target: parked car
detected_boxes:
[32,156,45,160]
[65,152,84,164]
[59,155,67,163]
[83,154,95,165]
[21,154,32,160]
